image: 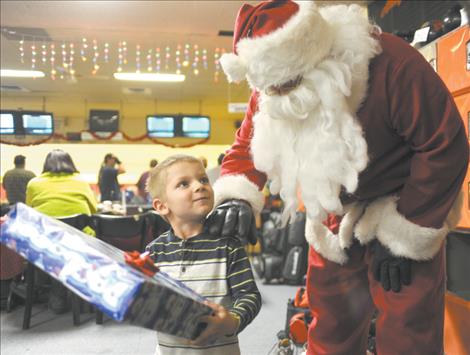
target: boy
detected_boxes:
[145,154,261,355]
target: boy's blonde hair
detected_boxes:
[146,154,203,200]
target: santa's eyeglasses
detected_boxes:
[265,76,303,96]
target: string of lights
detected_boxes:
[15,36,228,82]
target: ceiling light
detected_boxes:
[113,72,185,82]
[1,69,45,78]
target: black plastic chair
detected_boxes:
[90,213,147,324]
[56,214,94,326]
[7,214,92,329]
[91,213,147,251]
[141,211,170,251]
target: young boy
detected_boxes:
[145,154,261,355]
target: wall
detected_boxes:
[0,143,231,185]
[0,86,250,183]
[0,92,249,145]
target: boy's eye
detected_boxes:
[176,181,189,188]
[200,177,209,184]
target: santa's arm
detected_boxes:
[359,49,468,261]
[213,92,266,214]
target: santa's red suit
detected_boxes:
[214,1,469,354]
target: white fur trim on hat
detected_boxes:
[234,1,334,90]
[354,195,462,260]
[212,174,264,215]
[219,53,247,83]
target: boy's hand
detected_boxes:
[190,301,239,346]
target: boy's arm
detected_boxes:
[226,238,262,333]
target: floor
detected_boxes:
[0,277,300,355]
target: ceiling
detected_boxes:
[0,0,259,102]
[0,1,368,103]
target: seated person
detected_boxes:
[26,149,97,314]
[146,154,261,354]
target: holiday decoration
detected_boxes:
[11,35,230,82]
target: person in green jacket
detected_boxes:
[26,149,98,314]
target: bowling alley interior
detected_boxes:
[1,1,469,354]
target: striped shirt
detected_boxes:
[146,229,261,355]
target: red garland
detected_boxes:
[121,132,148,142]
[86,130,119,140]
[0,134,54,146]
[0,130,210,147]
[147,136,210,147]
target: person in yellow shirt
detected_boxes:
[26,149,97,313]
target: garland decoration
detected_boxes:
[0,130,209,148]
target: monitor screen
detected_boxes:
[182,116,210,138]
[0,112,15,135]
[89,109,119,132]
[147,116,175,138]
[22,112,54,135]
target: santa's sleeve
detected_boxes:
[212,92,266,214]
[368,48,469,260]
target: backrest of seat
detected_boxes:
[91,214,145,252]
[56,214,91,231]
[141,211,170,250]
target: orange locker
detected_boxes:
[437,25,470,231]
[436,25,470,355]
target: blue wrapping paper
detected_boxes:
[0,203,211,339]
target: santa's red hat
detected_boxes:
[220,0,333,90]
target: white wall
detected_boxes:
[0,143,230,184]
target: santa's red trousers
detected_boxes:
[306,241,445,355]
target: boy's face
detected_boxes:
[153,161,214,223]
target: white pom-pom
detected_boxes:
[219,53,247,83]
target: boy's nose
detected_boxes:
[194,181,206,191]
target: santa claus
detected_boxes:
[205,1,468,354]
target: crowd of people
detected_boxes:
[0,150,225,313]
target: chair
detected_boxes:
[7,214,91,329]
[56,214,94,326]
[90,213,147,324]
[91,213,147,251]
[141,211,170,251]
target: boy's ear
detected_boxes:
[152,198,169,217]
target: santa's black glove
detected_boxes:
[371,240,412,293]
[205,199,257,245]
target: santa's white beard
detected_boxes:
[251,59,368,224]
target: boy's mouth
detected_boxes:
[193,197,209,202]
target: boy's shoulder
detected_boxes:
[201,232,245,252]
[146,230,172,250]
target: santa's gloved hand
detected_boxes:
[371,240,411,293]
[205,199,257,245]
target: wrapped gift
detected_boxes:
[0,203,211,339]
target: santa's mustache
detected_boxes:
[260,80,321,121]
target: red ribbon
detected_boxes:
[124,251,159,277]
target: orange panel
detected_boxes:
[437,26,470,95]
[444,292,470,355]
[453,94,470,231]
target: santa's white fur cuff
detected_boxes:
[212,174,265,215]
[355,196,453,261]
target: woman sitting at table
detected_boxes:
[26,149,97,313]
